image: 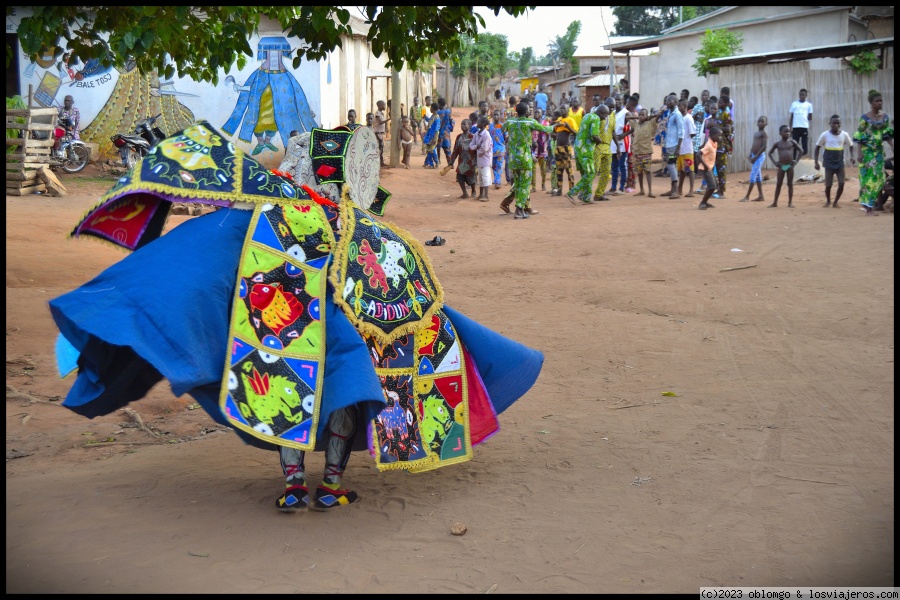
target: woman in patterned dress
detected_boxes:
[853,90,894,215]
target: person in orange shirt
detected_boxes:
[697,126,721,210]
[551,109,578,196]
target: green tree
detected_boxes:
[517,46,534,75]
[453,33,510,92]
[7,6,533,85]
[691,28,743,77]
[611,6,721,36]
[547,20,581,76]
[533,53,553,67]
[6,95,27,154]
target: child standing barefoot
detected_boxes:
[813,115,855,207]
[741,116,768,203]
[399,116,414,169]
[767,125,803,208]
[697,126,721,210]
[625,108,657,197]
[469,116,494,202]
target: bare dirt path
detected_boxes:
[6,109,894,592]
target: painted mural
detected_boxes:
[9,8,322,165]
[221,36,319,156]
[80,63,197,161]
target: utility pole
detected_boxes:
[389,67,402,168]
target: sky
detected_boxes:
[474,7,620,56]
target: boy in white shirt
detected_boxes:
[813,114,855,208]
[676,99,696,197]
[788,88,813,157]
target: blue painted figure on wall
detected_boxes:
[222,37,318,155]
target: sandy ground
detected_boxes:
[6,108,895,593]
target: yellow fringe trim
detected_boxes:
[328,188,444,346]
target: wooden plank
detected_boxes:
[5,160,50,170]
[4,170,40,181]
[6,138,55,147]
[38,165,67,196]
[6,182,47,196]
[5,124,56,133]
[5,183,47,196]
[6,108,58,117]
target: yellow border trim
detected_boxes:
[328,187,444,346]
[370,312,472,473]
[218,202,328,451]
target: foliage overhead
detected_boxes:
[691,28,743,77]
[7,6,534,85]
[611,6,722,37]
[547,21,581,75]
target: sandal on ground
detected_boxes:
[425,236,446,246]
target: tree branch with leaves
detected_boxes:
[7,6,534,85]
[691,28,743,77]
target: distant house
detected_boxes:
[576,73,625,104]
[573,35,651,93]
[605,6,872,109]
[542,74,593,106]
[531,66,559,92]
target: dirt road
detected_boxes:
[6,111,894,592]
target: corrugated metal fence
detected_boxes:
[708,63,894,173]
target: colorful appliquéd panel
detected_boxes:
[72,195,167,251]
[407,371,472,473]
[310,128,353,184]
[371,375,429,468]
[222,342,319,447]
[220,204,327,450]
[364,332,415,370]
[233,251,324,354]
[404,309,472,473]
[329,204,444,344]
[251,202,333,267]
[72,122,316,252]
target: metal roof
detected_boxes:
[709,36,894,67]
[542,74,592,87]
[605,6,859,53]
[577,73,624,88]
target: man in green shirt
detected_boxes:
[568,106,603,204]
[500,102,554,219]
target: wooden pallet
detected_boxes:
[6,107,63,196]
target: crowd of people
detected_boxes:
[367,83,892,218]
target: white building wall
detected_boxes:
[635,9,863,114]
[8,8,428,167]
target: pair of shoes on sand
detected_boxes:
[276,484,359,512]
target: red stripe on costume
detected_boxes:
[462,343,499,445]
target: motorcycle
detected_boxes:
[110,114,166,169]
[50,117,90,174]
